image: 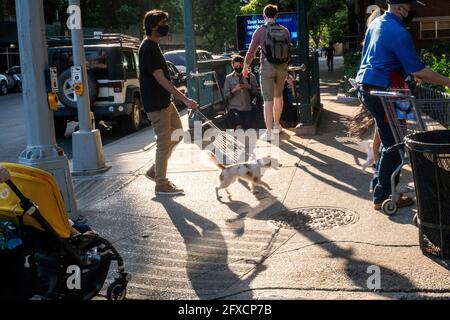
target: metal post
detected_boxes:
[68,0,109,175]
[15,0,79,220]
[297,0,313,125]
[183,0,200,129]
[183,0,198,99]
[6,47,10,70]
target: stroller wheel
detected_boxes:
[382,199,398,216]
[107,281,127,301]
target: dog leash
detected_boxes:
[193,108,251,164]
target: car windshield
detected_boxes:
[165,53,186,66]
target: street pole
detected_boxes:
[183,0,200,129]
[296,0,312,125]
[15,0,79,220]
[183,0,198,99]
[67,0,109,175]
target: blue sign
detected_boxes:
[236,13,298,51]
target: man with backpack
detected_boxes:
[243,4,291,142]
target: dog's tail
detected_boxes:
[203,151,226,170]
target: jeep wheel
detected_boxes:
[0,81,7,96]
[57,69,98,110]
[54,117,68,139]
[120,97,142,134]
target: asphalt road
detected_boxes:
[0,93,147,163]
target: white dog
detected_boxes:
[361,140,375,174]
[205,151,275,198]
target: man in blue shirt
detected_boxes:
[356,0,450,210]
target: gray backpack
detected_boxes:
[264,23,291,64]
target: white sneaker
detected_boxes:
[273,124,283,135]
[260,130,273,142]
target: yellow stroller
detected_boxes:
[0,163,129,300]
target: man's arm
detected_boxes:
[153,69,198,109]
[223,76,233,100]
[243,28,263,77]
[412,68,450,88]
[249,74,258,96]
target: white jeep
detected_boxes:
[47,34,144,138]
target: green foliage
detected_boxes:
[343,51,361,79]
[40,0,237,52]
[421,48,450,93]
[40,0,184,36]
[342,51,361,96]
[193,0,242,52]
[327,9,347,44]
[241,0,296,14]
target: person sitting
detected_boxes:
[223,55,258,130]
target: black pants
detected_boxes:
[327,58,334,72]
[229,109,254,130]
[357,87,401,204]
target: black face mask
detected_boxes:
[157,25,169,37]
[403,9,416,24]
[234,67,243,74]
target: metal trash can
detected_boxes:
[405,130,450,260]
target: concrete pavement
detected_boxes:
[74,58,450,300]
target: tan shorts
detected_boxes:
[260,61,289,102]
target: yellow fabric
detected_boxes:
[0,163,71,239]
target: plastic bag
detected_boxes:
[395,99,416,121]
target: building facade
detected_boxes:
[346,0,450,51]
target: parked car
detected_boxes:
[47,34,144,138]
[164,50,214,73]
[0,66,22,96]
[166,61,187,109]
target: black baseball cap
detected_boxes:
[387,0,425,6]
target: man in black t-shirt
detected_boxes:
[140,9,198,196]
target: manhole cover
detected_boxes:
[268,207,359,231]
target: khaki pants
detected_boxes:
[147,103,183,186]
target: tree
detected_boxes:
[193,0,242,52]
[42,0,184,35]
[326,9,347,44]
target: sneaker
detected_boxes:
[260,130,273,142]
[273,124,284,135]
[374,196,414,210]
[156,182,184,196]
[145,166,156,181]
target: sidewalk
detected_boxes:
[73,59,450,300]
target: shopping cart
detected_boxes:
[370,89,450,215]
